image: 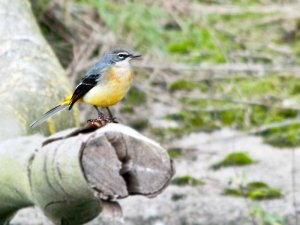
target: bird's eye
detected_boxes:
[118,53,129,59]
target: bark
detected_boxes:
[0,124,174,225]
[0,0,78,141]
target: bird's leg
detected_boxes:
[94,106,105,118]
[106,107,118,123]
[106,107,114,118]
[87,106,108,127]
[87,106,117,126]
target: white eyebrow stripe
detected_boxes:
[117,52,129,56]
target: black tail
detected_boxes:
[30,105,68,128]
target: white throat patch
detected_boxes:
[115,57,131,68]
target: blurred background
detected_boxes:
[11,0,300,224]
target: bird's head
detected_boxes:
[105,48,142,67]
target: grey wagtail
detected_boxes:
[30,48,141,128]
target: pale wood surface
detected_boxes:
[0,124,174,225]
[0,0,78,141]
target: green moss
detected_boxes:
[247,182,269,189]
[129,119,149,131]
[167,127,185,137]
[224,181,283,200]
[248,188,282,200]
[250,204,285,225]
[178,97,300,147]
[179,98,249,129]
[172,175,205,186]
[211,152,256,170]
[151,127,167,140]
[168,40,196,54]
[150,127,184,142]
[169,80,198,92]
[262,124,300,148]
[219,109,245,126]
[169,80,209,92]
[224,188,242,196]
[120,106,134,114]
[171,193,186,201]
[165,23,228,63]
[168,148,183,158]
[235,78,279,96]
[126,87,147,106]
[247,181,283,200]
[290,83,300,94]
[166,111,218,136]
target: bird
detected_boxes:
[30,48,141,128]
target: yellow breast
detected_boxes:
[82,67,133,107]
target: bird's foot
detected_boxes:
[87,117,108,128]
[97,112,118,123]
[107,117,118,123]
[87,115,118,128]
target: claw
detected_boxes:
[87,115,118,128]
[107,117,118,123]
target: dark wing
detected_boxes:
[68,74,99,110]
[68,60,110,109]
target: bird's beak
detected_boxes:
[131,53,142,59]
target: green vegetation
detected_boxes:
[171,193,186,201]
[172,175,205,186]
[262,124,300,148]
[84,0,168,52]
[169,80,209,92]
[30,0,52,18]
[125,87,147,106]
[165,75,300,146]
[250,204,285,225]
[169,80,198,92]
[78,1,273,63]
[129,119,149,131]
[211,152,256,170]
[166,111,218,135]
[120,106,134,114]
[224,181,283,200]
[168,148,183,158]
[101,0,229,63]
[33,0,300,147]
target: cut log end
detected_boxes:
[80,124,174,200]
[9,123,175,224]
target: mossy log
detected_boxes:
[0,123,174,225]
[0,0,78,141]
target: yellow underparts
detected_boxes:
[63,67,133,107]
